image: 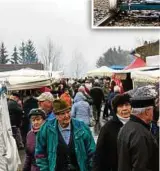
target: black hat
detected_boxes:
[28,108,46,119]
[112,94,131,113]
[131,96,155,108]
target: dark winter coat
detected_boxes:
[90,87,104,108]
[108,92,119,116]
[117,115,159,171]
[93,115,123,171]
[7,99,23,127]
[23,130,40,171]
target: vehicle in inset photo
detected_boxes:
[92,0,160,28]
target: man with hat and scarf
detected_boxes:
[35,99,95,171]
[93,94,132,171]
[117,96,159,171]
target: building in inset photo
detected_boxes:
[92,0,160,28]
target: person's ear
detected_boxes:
[145,108,151,117]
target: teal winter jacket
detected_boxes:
[35,118,96,171]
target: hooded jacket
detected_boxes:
[71,92,91,125]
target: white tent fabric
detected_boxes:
[146,55,160,67]
[87,66,114,77]
[112,66,159,74]
[0,68,63,78]
[0,77,52,91]
[131,69,160,83]
[0,68,63,90]
[0,87,21,171]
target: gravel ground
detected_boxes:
[106,10,160,27]
[93,0,160,27]
[93,0,110,25]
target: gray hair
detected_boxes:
[131,106,153,115]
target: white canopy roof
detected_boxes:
[0,68,62,78]
[87,66,114,77]
[0,68,63,90]
[131,69,160,83]
[112,66,159,73]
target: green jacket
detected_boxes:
[35,118,96,171]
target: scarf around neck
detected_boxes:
[117,114,130,125]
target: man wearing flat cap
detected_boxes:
[117,96,159,171]
[93,94,132,171]
[35,99,96,171]
[36,92,55,120]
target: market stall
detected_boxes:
[131,69,159,88]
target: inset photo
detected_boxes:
[92,0,160,28]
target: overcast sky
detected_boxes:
[0,0,159,74]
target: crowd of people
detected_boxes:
[6,76,159,171]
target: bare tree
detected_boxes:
[40,39,63,71]
[69,50,86,78]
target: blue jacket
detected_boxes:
[35,118,96,171]
[71,92,91,125]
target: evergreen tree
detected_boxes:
[19,42,26,64]
[0,42,9,64]
[96,57,105,68]
[96,47,133,67]
[11,46,21,64]
[25,40,38,64]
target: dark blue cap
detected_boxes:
[131,96,155,108]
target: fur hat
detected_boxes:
[28,108,46,119]
[127,85,158,98]
[53,99,71,115]
[112,94,131,113]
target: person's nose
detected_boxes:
[34,120,39,124]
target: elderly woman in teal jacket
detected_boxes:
[35,99,95,171]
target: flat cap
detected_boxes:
[36,92,54,102]
[131,96,155,108]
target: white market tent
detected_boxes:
[86,66,159,79]
[86,66,114,77]
[0,68,63,90]
[131,69,160,83]
[112,66,159,80]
